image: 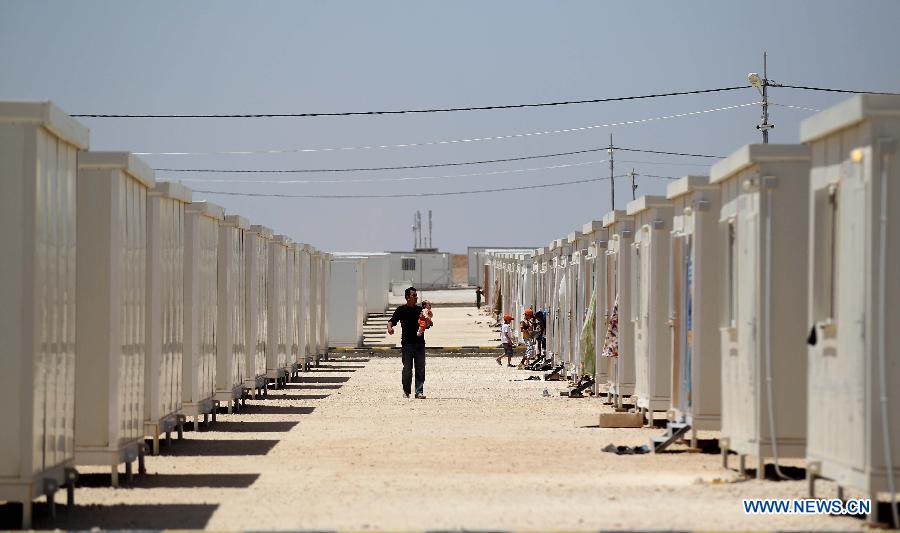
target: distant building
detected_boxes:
[387,249,452,291]
[467,246,537,286]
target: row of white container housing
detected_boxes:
[483,94,900,526]
[0,101,333,528]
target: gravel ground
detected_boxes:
[2,357,872,531]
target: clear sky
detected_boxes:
[2,1,899,253]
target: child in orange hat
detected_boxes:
[518,308,534,368]
[497,314,515,366]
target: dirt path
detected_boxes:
[6,357,867,531]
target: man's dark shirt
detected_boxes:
[389,304,425,346]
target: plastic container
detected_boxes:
[75,152,153,485]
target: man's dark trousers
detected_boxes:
[401,343,426,396]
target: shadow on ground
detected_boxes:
[262,394,329,401]
[295,376,350,383]
[192,420,301,433]
[243,405,316,415]
[76,472,260,489]
[0,503,218,530]
[157,439,279,456]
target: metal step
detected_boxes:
[651,422,691,453]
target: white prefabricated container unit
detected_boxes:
[285,242,302,379]
[244,225,271,395]
[567,230,591,378]
[182,201,224,429]
[328,259,367,347]
[602,210,636,408]
[546,240,563,364]
[297,244,312,370]
[0,102,87,527]
[307,247,320,365]
[800,94,900,518]
[710,144,811,477]
[215,215,248,412]
[582,220,610,390]
[626,196,675,418]
[332,252,390,314]
[145,181,191,455]
[266,235,290,387]
[529,249,541,312]
[75,152,152,486]
[321,253,332,359]
[665,176,724,439]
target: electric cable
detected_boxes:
[171,158,707,184]
[779,84,900,96]
[155,146,610,173]
[174,159,607,184]
[72,86,751,118]
[155,147,718,175]
[191,172,674,199]
[612,146,723,158]
[768,102,822,113]
[136,102,760,156]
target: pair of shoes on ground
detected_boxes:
[404,392,427,399]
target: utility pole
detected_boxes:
[608,134,615,210]
[629,168,637,200]
[749,51,780,143]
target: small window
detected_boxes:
[401,257,416,271]
[813,186,839,322]
[724,221,737,328]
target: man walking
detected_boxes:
[387,286,428,399]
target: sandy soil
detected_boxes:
[2,356,873,531]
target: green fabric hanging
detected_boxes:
[580,287,597,376]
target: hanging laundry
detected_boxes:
[601,294,619,358]
[581,286,597,374]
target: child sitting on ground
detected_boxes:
[417,301,433,336]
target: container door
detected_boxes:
[670,235,683,414]
[681,236,694,416]
[737,192,760,443]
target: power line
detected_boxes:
[155,146,609,173]
[175,159,607,184]
[769,101,822,113]
[73,86,751,118]
[779,84,900,96]
[137,102,759,156]
[191,173,675,199]
[155,146,720,174]
[174,157,710,185]
[612,146,723,158]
